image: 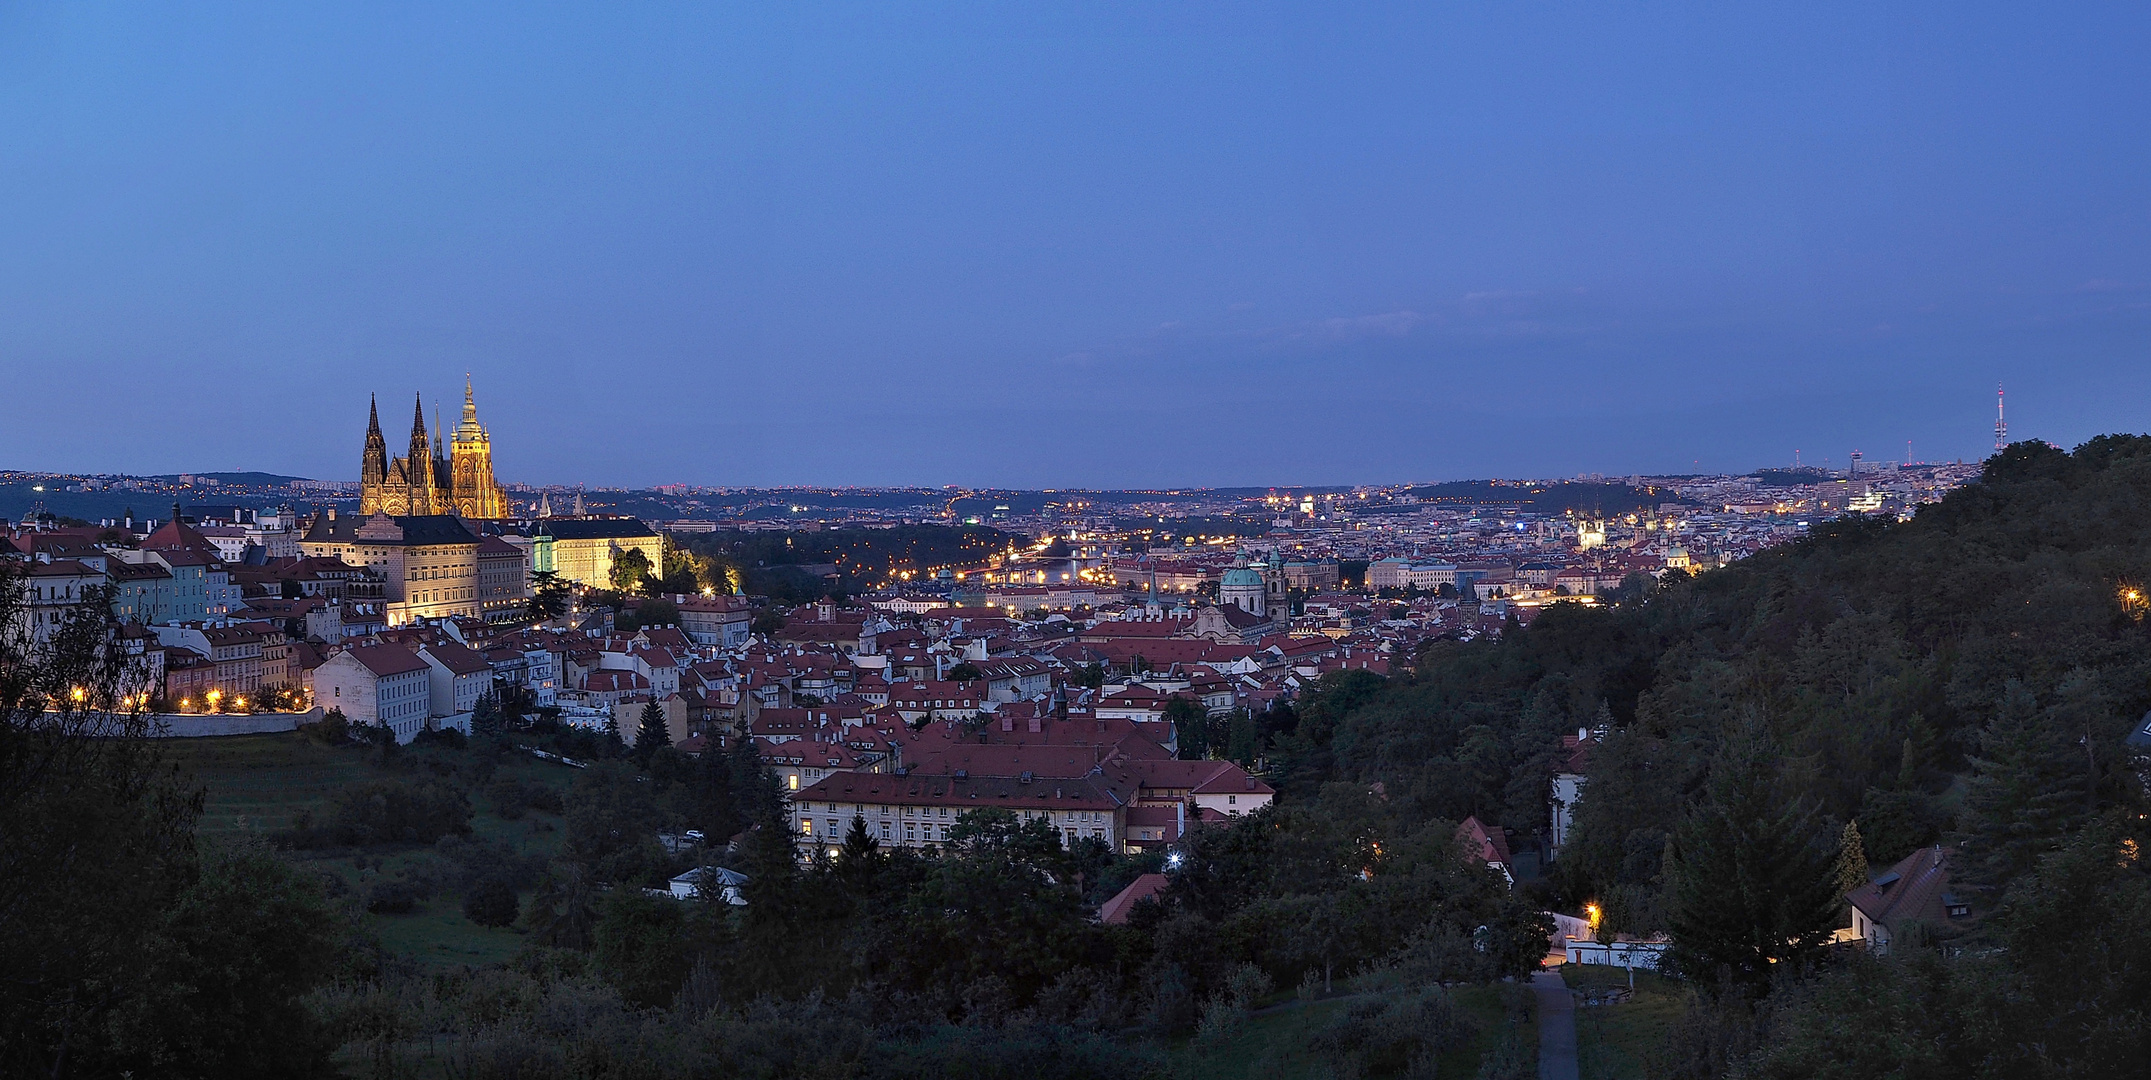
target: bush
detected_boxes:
[411,726,467,750]
[435,835,546,896]
[488,777,564,819]
[288,777,474,848]
[464,877,520,927]
[365,879,419,914]
[301,706,350,744]
[1309,987,1476,1078]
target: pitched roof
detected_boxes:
[1458,815,1512,867]
[524,518,660,541]
[421,641,493,676]
[1097,873,1170,924]
[1848,845,1968,932]
[343,643,429,678]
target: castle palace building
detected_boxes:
[360,380,509,520]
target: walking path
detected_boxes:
[1532,969,1579,1080]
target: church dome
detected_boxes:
[1221,567,1264,588]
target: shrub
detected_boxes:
[365,879,419,914]
[488,777,564,819]
[289,777,473,848]
[301,707,350,744]
[464,878,520,927]
[1309,987,1476,1078]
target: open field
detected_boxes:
[1168,984,1529,1080]
[1560,963,1685,1080]
[163,732,580,967]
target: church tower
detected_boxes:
[358,382,509,519]
[359,395,390,512]
[405,394,439,514]
[448,377,508,518]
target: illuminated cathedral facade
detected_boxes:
[359,380,510,519]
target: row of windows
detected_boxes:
[798,802,1110,824]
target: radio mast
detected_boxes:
[1994,384,2008,451]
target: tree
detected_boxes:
[1662,723,1846,993]
[838,814,881,870]
[634,699,670,762]
[700,559,735,595]
[1834,820,1869,898]
[0,564,343,1076]
[1165,696,1209,760]
[1958,679,2092,897]
[527,862,600,949]
[592,889,693,1007]
[634,597,679,629]
[610,547,653,593]
[463,876,520,927]
[470,689,503,738]
[1225,709,1263,765]
[526,569,569,620]
[603,708,627,757]
[946,662,983,682]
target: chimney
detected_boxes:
[1000,715,1013,733]
[1027,715,1041,734]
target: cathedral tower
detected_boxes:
[359,395,389,506]
[448,377,508,518]
[358,382,509,519]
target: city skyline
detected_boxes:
[4,6,2149,486]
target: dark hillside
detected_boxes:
[1288,436,2151,1076]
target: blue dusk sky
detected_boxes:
[2,3,2149,487]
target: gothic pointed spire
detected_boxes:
[410,392,427,439]
[367,394,382,436]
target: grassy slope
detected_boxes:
[1559,964,1684,1080]
[165,733,577,968]
[1169,985,1525,1080]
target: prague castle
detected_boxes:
[359,380,509,519]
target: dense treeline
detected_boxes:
[1271,437,2151,1076]
[677,525,1025,600]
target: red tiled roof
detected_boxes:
[345,643,429,678]
[1098,873,1170,924]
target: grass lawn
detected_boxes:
[1169,984,1529,1080]
[162,732,578,968]
[166,732,370,837]
[1560,963,1685,1080]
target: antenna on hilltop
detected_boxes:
[1995,384,2008,451]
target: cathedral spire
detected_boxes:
[410,393,427,439]
[367,394,382,437]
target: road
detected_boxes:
[1532,969,1579,1080]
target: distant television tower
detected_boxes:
[1995,384,2008,450]
[1849,450,1863,480]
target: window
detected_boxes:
[800,819,813,835]
[787,774,799,791]
[879,821,890,839]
